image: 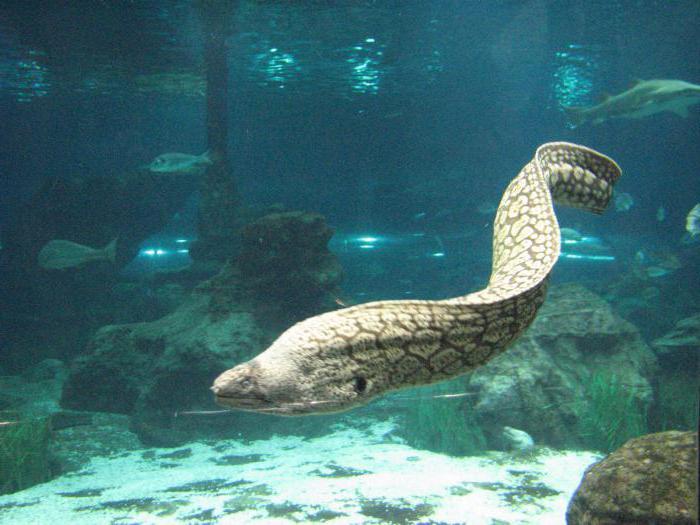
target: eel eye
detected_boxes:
[240,377,252,388]
[353,376,367,394]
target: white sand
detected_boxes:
[0,419,599,524]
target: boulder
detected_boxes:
[237,211,342,324]
[468,284,657,449]
[566,431,698,524]
[60,210,343,445]
[60,264,269,443]
[652,313,700,363]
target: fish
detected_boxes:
[564,79,700,127]
[632,249,681,280]
[211,142,621,415]
[656,206,666,222]
[560,227,583,242]
[38,238,117,270]
[476,201,497,215]
[144,151,212,174]
[686,203,700,237]
[614,191,634,212]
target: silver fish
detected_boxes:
[560,227,583,242]
[565,79,700,127]
[656,206,666,222]
[686,203,700,237]
[614,191,634,212]
[144,151,212,174]
[38,238,117,270]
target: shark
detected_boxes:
[565,79,700,127]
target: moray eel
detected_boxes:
[212,142,621,415]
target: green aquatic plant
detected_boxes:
[0,417,52,495]
[398,378,486,456]
[575,371,648,453]
[652,372,699,432]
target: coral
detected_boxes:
[0,417,53,494]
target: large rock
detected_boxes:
[468,284,657,448]
[566,431,698,524]
[237,211,342,324]
[652,313,700,364]
[60,210,343,445]
[60,264,269,443]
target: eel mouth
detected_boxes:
[213,392,343,416]
[213,388,301,415]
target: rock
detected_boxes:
[501,426,535,452]
[653,313,700,361]
[22,358,68,382]
[566,431,698,525]
[0,172,194,372]
[237,211,342,323]
[49,412,142,473]
[59,210,343,445]
[0,359,68,418]
[60,264,268,439]
[468,284,657,449]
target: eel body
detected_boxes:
[212,142,621,415]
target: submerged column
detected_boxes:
[193,0,238,262]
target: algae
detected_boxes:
[0,416,53,495]
[398,378,487,456]
[575,371,648,452]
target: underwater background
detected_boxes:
[0,1,698,524]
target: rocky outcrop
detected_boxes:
[60,211,343,444]
[0,172,195,372]
[237,211,342,325]
[467,284,658,449]
[566,431,698,524]
[60,264,268,443]
[653,313,700,362]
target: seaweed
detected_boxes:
[574,371,648,453]
[651,372,699,432]
[397,378,486,456]
[0,417,53,495]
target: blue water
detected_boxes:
[0,1,698,523]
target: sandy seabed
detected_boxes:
[0,420,599,525]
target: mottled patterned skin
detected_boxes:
[212,142,621,415]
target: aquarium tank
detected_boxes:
[0,1,698,524]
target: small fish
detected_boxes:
[686,203,700,237]
[476,201,497,215]
[632,249,681,280]
[656,206,666,222]
[560,227,583,242]
[144,151,212,174]
[614,191,634,212]
[38,238,117,270]
[384,110,404,119]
